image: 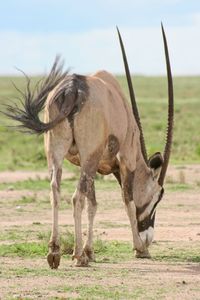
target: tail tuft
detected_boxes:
[2,56,69,134]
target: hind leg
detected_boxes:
[47,163,63,269]
[72,185,87,267]
[45,125,72,268]
[83,182,97,262]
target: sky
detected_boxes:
[0,0,200,75]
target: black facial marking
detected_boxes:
[149,187,164,217]
[137,188,164,232]
[138,213,156,232]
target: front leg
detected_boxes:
[72,168,98,266]
[120,167,150,258]
[125,200,151,258]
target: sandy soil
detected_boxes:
[0,165,200,299]
[0,170,75,183]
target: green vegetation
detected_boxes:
[56,284,148,300]
[1,218,200,263]
[0,176,197,193]
[1,235,200,263]
[0,178,75,191]
[166,182,193,192]
[0,241,47,257]
[0,75,199,171]
[0,177,118,191]
[152,242,200,263]
[117,75,200,164]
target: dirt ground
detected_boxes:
[0,165,200,299]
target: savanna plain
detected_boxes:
[0,75,200,299]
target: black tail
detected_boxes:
[2,56,71,134]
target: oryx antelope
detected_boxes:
[4,25,173,268]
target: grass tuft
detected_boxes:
[0,242,47,257]
[61,231,74,255]
[0,237,200,263]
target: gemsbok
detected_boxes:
[3,24,173,268]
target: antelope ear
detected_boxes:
[149,152,163,179]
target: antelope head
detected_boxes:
[117,24,174,256]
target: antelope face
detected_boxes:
[136,186,164,249]
[134,153,165,255]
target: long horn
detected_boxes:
[158,24,174,186]
[117,27,148,163]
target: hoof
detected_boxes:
[135,249,151,259]
[47,252,61,269]
[84,246,96,262]
[73,252,89,267]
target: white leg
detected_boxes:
[72,166,99,266]
[72,187,88,266]
[84,183,97,261]
[47,165,62,269]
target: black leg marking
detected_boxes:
[136,188,164,232]
[113,169,121,186]
[123,170,135,204]
[56,168,62,192]
[79,173,95,198]
[108,135,120,156]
